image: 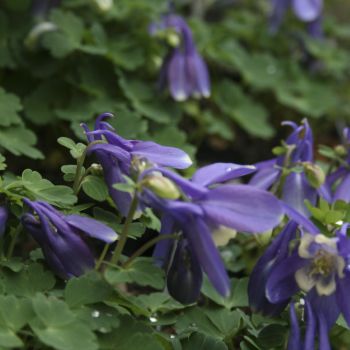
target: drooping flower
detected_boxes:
[21,198,118,279]
[0,206,8,236]
[270,0,323,38]
[31,0,61,18]
[139,165,284,302]
[83,113,192,216]
[150,14,210,101]
[323,127,350,203]
[260,225,350,349]
[249,120,325,216]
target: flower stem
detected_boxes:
[110,194,138,265]
[72,140,104,195]
[95,243,110,271]
[123,233,179,268]
[7,224,22,259]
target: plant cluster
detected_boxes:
[0,115,349,349]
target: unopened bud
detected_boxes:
[144,175,180,200]
[95,0,113,11]
[303,162,325,188]
[335,145,347,157]
[212,226,237,247]
[167,31,181,47]
[90,163,103,176]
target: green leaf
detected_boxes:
[0,125,43,159]
[31,294,98,350]
[182,333,228,350]
[104,257,165,289]
[82,175,109,202]
[0,154,6,171]
[42,9,84,58]
[0,329,23,348]
[201,277,249,309]
[57,137,86,159]
[214,80,274,139]
[1,263,56,297]
[0,88,22,126]
[22,169,77,207]
[65,271,114,307]
[256,324,287,349]
[99,315,163,350]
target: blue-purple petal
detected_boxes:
[192,163,256,187]
[292,0,323,22]
[200,185,283,233]
[65,214,118,243]
[132,141,192,169]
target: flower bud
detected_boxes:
[166,30,181,47]
[335,145,347,157]
[167,241,202,304]
[95,0,113,11]
[143,175,181,200]
[90,163,103,176]
[0,206,8,236]
[303,162,325,188]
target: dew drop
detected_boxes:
[99,327,108,333]
[267,64,277,75]
[91,310,100,318]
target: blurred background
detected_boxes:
[0,0,349,178]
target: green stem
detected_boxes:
[95,243,110,271]
[72,140,105,195]
[110,194,138,265]
[123,233,179,268]
[7,224,22,259]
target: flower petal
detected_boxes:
[168,49,189,101]
[266,254,305,303]
[185,218,230,297]
[192,163,256,187]
[65,214,118,243]
[282,172,317,217]
[287,303,301,350]
[200,185,283,233]
[132,141,192,169]
[292,0,323,22]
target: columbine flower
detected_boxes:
[261,225,350,349]
[0,206,8,236]
[31,0,60,18]
[150,14,210,101]
[82,113,192,216]
[21,198,118,279]
[139,165,283,302]
[270,0,323,38]
[323,127,350,202]
[249,120,324,216]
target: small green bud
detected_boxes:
[167,31,181,47]
[144,175,181,200]
[90,163,103,176]
[272,146,287,156]
[303,162,325,189]
[335,145,347,157]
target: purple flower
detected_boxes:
[31,0,60,18]
[0,206,8,236]
[150,14,210,101]
[261,225,350,348]
[83,114,192,216]
[21,198,118,279]
[323,128,350,203]
[249,120,322,216]
[270,0,323,38]
[139,165,284,300]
